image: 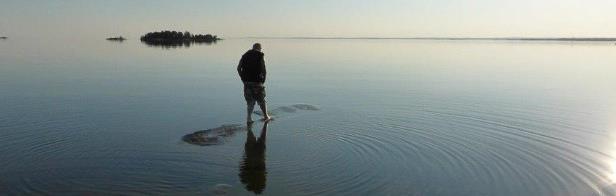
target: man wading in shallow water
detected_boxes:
[237,43,272,123]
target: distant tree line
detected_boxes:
[140,31,220,48]
[141,31,220,44]
[106,36,126,41]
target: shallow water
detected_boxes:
[1,38,616,195]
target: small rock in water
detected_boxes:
[182,133,222,146]
[182,124,245,146]
[279,106,297,113]
[292,104,319,111]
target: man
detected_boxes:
[237,43,271,122]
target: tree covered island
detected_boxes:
[106,36,126,41]
[140,31,221,48]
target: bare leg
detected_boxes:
[247,101,255,123]
[257,100,271,121]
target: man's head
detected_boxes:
[252,43,262,51]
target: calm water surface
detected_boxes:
[1,38,616,195]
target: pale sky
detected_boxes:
[0,0,615,39]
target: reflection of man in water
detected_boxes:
[239,121,268,194]
[237,43,272,123]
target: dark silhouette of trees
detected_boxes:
[106,36,125,41]
[140,30,221,48]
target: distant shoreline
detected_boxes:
[242,37,616,42]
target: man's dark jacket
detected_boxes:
[237,50,266,83]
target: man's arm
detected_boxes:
[237,60,242,75]
[237,56,245,81]
[260,57,266,83]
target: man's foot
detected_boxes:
[261,116,273,122]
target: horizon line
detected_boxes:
[235,36,616,42]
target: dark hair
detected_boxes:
[253,43,262,49]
